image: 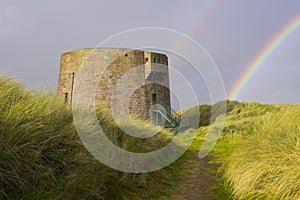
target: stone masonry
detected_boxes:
[57,48,171,120]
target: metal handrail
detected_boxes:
[152,109,180,127]
[152,101,181,120]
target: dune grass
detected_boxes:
[0,75,189,199]
[223,106,300,200]
[2,74,299,199]
[180,100,239,128]
[209,102,300,200]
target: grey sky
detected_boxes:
[1,0,300,108]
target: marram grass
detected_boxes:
[0,75,187,199]
[223,106,300,200]
[3,74,299,200]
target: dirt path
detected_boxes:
[166,151,220,200]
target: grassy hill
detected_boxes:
[207,101,300,199]
[0,75,190,199]
[1,75,299,199]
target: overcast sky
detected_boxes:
[1,0,300,108]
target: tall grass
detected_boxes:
[223,106,300,200]
[181,100,239,128]
[0,76,119,199]
[0,75,187,199]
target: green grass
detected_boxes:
[208,102,300,200]
[2,74,299,200]
[223,106,300,200]
[0,75,189,199]
[180,100,240,128]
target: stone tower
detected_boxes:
[57,48,171,121]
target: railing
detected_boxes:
[152,109,180,127]
[151,102,182,134]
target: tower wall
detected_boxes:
[57,48,170,120]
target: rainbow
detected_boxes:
[184,0,218,34]
[229,13,300,99]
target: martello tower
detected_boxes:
[57,48,171,121]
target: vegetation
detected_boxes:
[1,75,299,199]
[0,75,189,199]
[210,102,300,200]
[181,100,239,128]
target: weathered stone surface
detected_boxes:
[57,48,171,120]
